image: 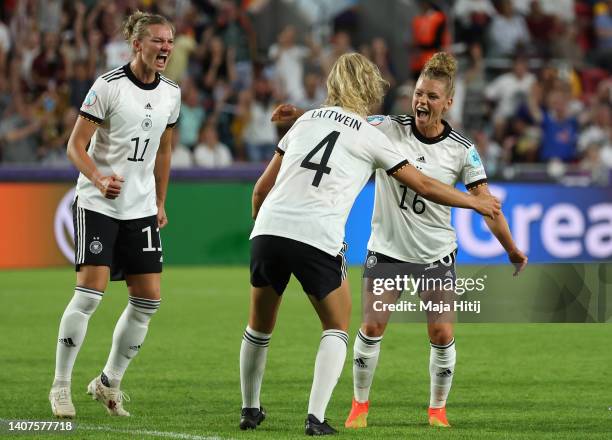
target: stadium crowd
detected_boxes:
[0,0,611,177]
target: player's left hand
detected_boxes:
[157,205,168,229]
[508,248,528,276]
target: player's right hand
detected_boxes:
[271,104,300,123]
[473,193,501,219]
[95,174,124,199]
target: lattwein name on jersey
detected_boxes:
[310,108,362,131]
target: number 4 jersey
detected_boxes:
[76,64,181,220]
[367,114,487,263]
[251,106,408,257]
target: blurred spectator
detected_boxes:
[457,43,488,131]
[594,0,612,71]
[268,25,314,104]
[164,17,197,83]
[0,97,44,163]
[41,107,77,165]
[214,0,256,90]
[320,30,354,76]
[0,16,10,74]
[67,60,94,110]
[527,85,579,162]
[194,122,233,168]
[473,129,503,176]
[512,0,575,23]
[525,0,560,58]
[410,0,450,78]
[294,71,326,110]
[171,127,194,169]
[453,0,496,47]
[485,55,536,139]
[179,81,206,151]
[578,102,612,153]
[199,35,237,97]
[0,75,11,119]
[487,0,530,58]
[31,32,66,93]
[238,76,278,162]
[389,83,414,115]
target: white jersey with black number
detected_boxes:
[76,64,181,220]
[367,114,487,263]
[251,106,408,256]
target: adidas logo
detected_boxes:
[354,358,367,368]
[145,103,153,110]
[416,155,426,163]
[436,368,453,377]
[59,337,76,347]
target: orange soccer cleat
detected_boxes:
[345,398,369,428]
[428,406,451,427]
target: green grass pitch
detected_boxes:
[0,266,610,439]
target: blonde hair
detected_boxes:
[324,53,389,117]
[420,52,457,98]
[122,10,174,49]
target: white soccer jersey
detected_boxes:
[251,106,408,256]
[367,114,487,263]
[76,64,181,220]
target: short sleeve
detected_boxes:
[167,88,181,129]
[461,145,488,189]
[79,77,111,125]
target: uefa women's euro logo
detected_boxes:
[54,188,76,263]
[83,90,97,108]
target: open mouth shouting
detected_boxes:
[155,53,169,68]
[416,106,430,122]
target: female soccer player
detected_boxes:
[239,52,501,435]
[49,11,180,418]
[342,53,528,429]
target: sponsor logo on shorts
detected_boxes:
[89,239,103,254]
[366,255,377,268]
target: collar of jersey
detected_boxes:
[123,63,161,90]
[411,118,452,145]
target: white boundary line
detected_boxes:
[79,424,232,440]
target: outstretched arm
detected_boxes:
[470,185,528,275]
[391,164,501,218]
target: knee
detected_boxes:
[361,322,386,338]
[429,327,453,346]
[128,285,160,300]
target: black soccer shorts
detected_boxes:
[250,235,347,301]
[362,249,457,294]
[73,203,162,281]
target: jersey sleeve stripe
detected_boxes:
[166,121,177,129]
[275,147,285,156]
[448,132,472,148]
[160,77,179,89]
[78,110,103,125]
[466,178,488,190]
[106,74,127,83]
[101,67,123,80]
[386,159,409,175]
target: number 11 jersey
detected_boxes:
[251,106,408,257]
[76,64,181,220]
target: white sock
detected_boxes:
[240,326,271,409]
[102,296,160,388]
[429,339,456,408]
[307,330,348,421]
[53,287,103,387]
[353,329,382,403]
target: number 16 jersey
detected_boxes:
[76,64,181,220]
[250,106,408,257]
